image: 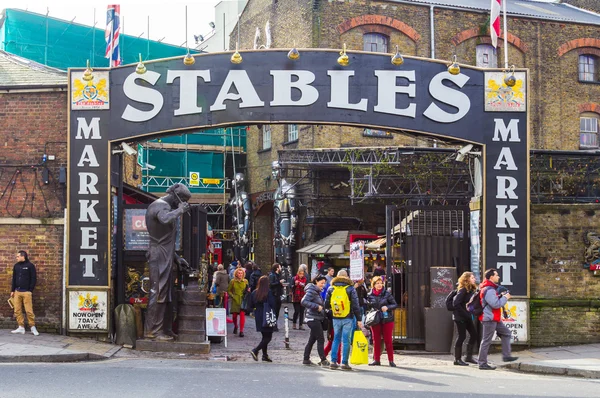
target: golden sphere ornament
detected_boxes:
[448,55,460,75]
[82,60,94,82]
[183,53,195,66]
[287,47,300,60]
[135,54,147,75]
[504,66,517,87]
[337,43,349,67]
[391,45,404,66]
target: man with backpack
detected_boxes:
[324,269,363,370]
[477,268,518,370]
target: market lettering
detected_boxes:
[493,118,521,286]
[75,117,101,279]
[120,69,472,124]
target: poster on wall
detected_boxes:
[349,241,365,281]
[470,210,481,283]
[494,299,528,344]
[484,71,527,112]
[71,70,110,110]
[124,208,181,251]
[68,290,108,331]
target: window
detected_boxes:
[363,33,388,53]
[580,116,599,148]
[287,124,298,142]
[262,125,271,150]
[476,44,497,68]
[579,55,597,82]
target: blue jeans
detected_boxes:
[331,318,353,365]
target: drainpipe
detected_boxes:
[62,208,67,335]
[430,5,435,59]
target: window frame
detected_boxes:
[262,125,272,150]
[476,44,498,68]
[363,33,389,54]
[287,124,298,143]
[580,115,599,149]
[579,54,597,82]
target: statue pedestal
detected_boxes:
[136,279,210,354]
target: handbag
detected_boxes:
[321,309,330,331]
[241,289,249,312]
[262,301,278,328]
[364,309,381,327]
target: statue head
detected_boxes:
[271,160,281,180]
[166,183,192,203]
[234,173,245,189]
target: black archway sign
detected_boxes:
[67,49,529,301]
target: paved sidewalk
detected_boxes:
[0,330,121,362]
[2,314,600,379]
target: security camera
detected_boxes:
[456,144,474,162]
[121,143,137,156]
[340,181,349,188]
[145,163,156,170]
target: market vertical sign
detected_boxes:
[68,70,110,287]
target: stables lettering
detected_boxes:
[493,118,521,286]
[121,69,472,124]
[75,117,101,279]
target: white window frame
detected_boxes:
[476,44,498,68]
[579,55,596,82]
[262,125,271,150]
[363,33,388,53]
[580,116,599,149]
[287,124,298,142]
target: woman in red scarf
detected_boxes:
[366,276,398,367]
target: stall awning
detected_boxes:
[297,230,375,255]
[365,237,386,250]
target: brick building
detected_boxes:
[237,0,600,346]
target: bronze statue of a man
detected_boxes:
[144,183,191,341]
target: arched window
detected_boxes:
[363,33,388,53]
[476,44,497,68]
[579,55,598,82]
[580,112,599,149]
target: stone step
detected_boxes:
[179,319,205,330]
[178,314,205,321]
[178,299,206,306]
[178,306,205,317]
[178,333,207,343]
[179,328,206,335]
[136,339,210,354]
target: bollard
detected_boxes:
[284,306,290,349]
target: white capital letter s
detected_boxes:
[122,71,164,122]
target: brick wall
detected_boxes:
[0,91,68,218]
[0,90,67,332]
[0,222,63,332]
[530,204,600,346]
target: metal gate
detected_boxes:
[385,205,470,346]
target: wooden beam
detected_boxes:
[144,142,245,153]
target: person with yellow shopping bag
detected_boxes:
[350,329,369,365]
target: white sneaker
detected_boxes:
[31,326,39,336]
[11,326,25,334]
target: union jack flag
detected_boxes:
[490,0,501,48]
[105,5,121,67]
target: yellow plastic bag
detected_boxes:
[350,330,369,365]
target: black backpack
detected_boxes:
[445,289,458,311]
[466,287,490,316]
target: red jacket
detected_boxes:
[478,279,506,322]
[292,275,307,302]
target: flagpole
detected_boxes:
[503,0,508,68]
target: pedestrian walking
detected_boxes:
[10,250,39,336]
[366,276,397,367]
[228,268,249,337]
[324,269,363,370]
[268,263,285,331]
[249,263,262,292]
[325,267,335,284]
[212,264,229,308]
[478,268,518,370]
[301,275,330,367]
[248,276,277,362]
[452,272,479,366]
[292,268,307,330]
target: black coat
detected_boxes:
[11,261,36,292]
[249,270,262,291]
[366,289,397,324]
[452,287,475,322]
[268,271,283,297]
[248,290,277,332]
